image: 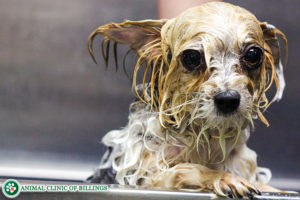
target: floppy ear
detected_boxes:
[260,22,288,101]
[88,19,166,63]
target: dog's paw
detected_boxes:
[216,173,260,198]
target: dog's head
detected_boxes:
[88,2,287,136]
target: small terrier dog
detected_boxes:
[87,2,288,198]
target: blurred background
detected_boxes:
[0,0,299,189]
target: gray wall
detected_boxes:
[0,0,299,180]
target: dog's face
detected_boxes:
[88,2,287,134]
[160,4,268,130]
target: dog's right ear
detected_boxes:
[260,22,288,101]
[88,19,167,63]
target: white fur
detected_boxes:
[97,100,271,187]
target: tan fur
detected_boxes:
[88,2,288,198]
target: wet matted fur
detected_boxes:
[87,2,288,198]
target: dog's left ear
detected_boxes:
[260,22,288,101]
[88,19,167,63]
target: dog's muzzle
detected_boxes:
[214,90,240,115]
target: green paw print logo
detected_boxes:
[2,179,21,198]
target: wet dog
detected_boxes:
[87,2,287,197]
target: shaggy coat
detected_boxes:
[87,2,287,197]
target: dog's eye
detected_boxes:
[181,49,206,71]
[243,47,263,69]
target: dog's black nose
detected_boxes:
[214,90,240,115]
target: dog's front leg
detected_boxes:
[151,163,259,197]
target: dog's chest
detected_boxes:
[164,126,249,169]
[125,102,249,169]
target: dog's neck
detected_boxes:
[129,100,250,167]
[126,101,250,168]
[164,121,250,166]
